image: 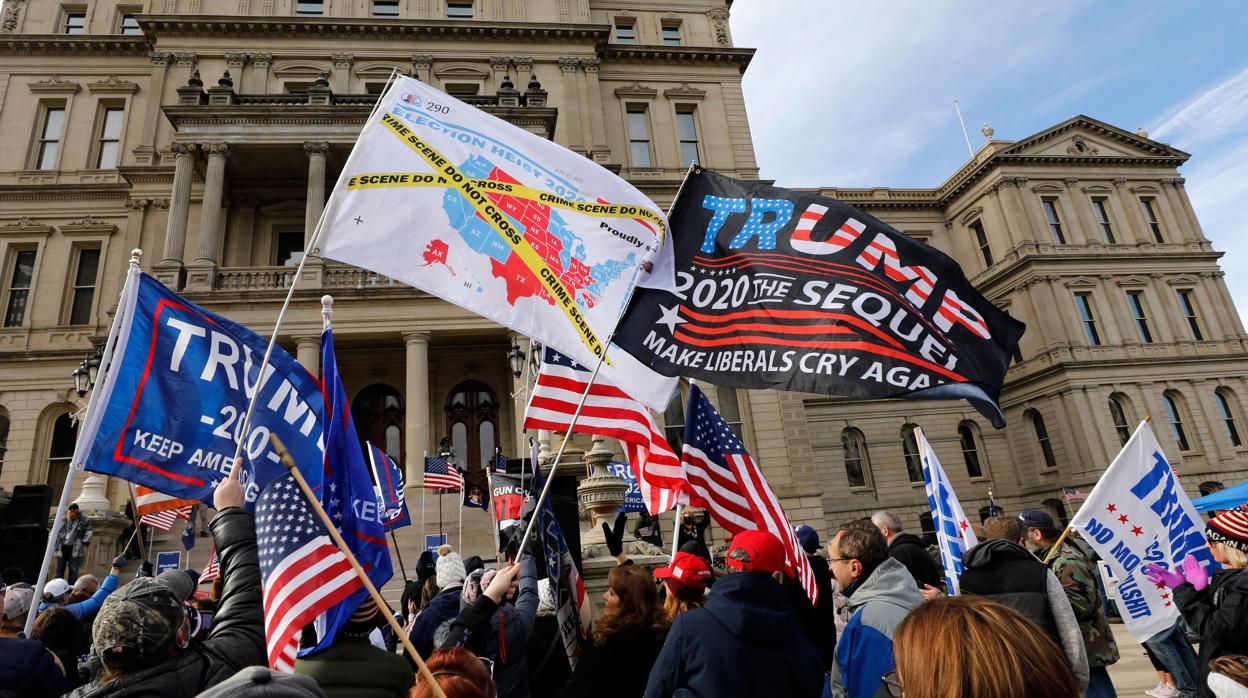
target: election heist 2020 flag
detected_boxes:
[81,272,326,506]
[316,76,677,410]
[614,168,1025,427]
[1069,421,1217,643]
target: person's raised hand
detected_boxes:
[1180,554,1209,591]
[110,553,128,574]
[602,512,627,559]
[214,457,246,511]
[484,563,522,604]
[1143,563,1185,589]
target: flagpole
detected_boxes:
[270,434,446,698]
[514,163,698,556]
[421,451,427,540]
[126,482,147,563]
[229,68,404,467]
[26,249,142,638]
[458,486,463,553]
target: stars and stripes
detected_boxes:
[523,347,685,515]
[1063,487,1089,503]
[681,384,818,605]
[133,484,197,531]
[257,472,361,672]
[199,547,219,584]
[916,427,978,595]
[423,456,463,490]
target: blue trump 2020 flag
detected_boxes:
[82,273,325,506]
[307,327,393,655]
[368,442,411,530]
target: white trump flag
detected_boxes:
[917,428,978,595]
[1069,421,1216,643]
[317,76,678,409]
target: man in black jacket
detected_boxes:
[69,458,264,697]
[871,510,943,591]
[786,525,835,670]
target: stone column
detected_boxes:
[581,59,610,162]
[573,61,594,156]
[186,143,229,291]
[404,331,431,491]
[331,53,353,93]
[136,52,172,165]
[558,58,583,153]
[154,142,198,288]
[304,142,330,247]
[295,336,320,376]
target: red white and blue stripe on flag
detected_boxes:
[917,427,978,595]
[368,442,410,530]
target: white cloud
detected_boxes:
[1151,67,1248,147]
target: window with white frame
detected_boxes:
[95,106,125,169]
[614,19,636,44]
[119,13,141,34]
[62,10,87,33]
[661,21,682,45]
[626,106,652,167]
[675,108,699,167]
[34,104,66,170]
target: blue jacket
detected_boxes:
[407,585,463,660]
[37,574,118,621]
[644,571,823,698]
[830,558,922,698]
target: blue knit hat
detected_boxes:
[794,525,820,554]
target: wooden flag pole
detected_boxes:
[270,433,446,698]
[1042,416,1152,565]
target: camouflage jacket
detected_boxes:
[1044,541,1119,667]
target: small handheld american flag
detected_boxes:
[198,547,219,584]
[423,455,463,491]
[257,472,361,672]
[133,484,196,531]
[1063,487,1089,503]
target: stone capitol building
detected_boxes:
[0,0,1245,583]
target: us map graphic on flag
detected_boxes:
[317,76,679,410]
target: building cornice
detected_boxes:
[0,35,149,56]
[601,45,755,72]
[136,15,609,45]
[160,103,558,138]
[0,183,131,202]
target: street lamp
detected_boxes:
[507,339,526,378]
[72,349,103,398]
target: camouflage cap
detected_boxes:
[93,578,186,660]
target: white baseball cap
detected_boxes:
[43,578,71,599]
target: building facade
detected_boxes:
[0,0,1243,578]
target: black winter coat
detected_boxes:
[960,539,1060,640]
[1175,566,1248,698]
[527,614,569,698]
[644,571,823,698]
[0,637,69,698]
[559,625,665,698]
[65,507,264,698]
[783,553,836,670]
[887,533,943,589]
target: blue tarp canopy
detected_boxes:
[1193,480,1248,513]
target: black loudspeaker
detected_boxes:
[5,484,53,526]
[503,457,533,475]
[0,524,49,585]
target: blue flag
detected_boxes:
[368,443,411,530]
[82,272,325,507]
[181,518,196,551]
[306,328,394,656]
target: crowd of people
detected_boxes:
[2,460,1247,698]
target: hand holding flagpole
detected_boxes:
[270,433,445,698]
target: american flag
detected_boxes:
[423,456,462,490]
[133,484,197,531]
[1063,487,1089,503]
[523,347,685,514]
[681,384,818,604]
[256,472,361,672]
[917,428,978,595]
[198,547,219,584]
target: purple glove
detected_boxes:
[1180,554,1209,591]
[1143,563,1185,589]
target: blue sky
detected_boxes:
[730,1,1248,315]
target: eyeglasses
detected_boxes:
[828,557,856,564]
[479,656,494,677]
[881,670,903,697]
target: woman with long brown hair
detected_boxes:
[558,564,666,698]
[889,595,1079,698]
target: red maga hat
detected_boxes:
[726,530,791,575]
[654,551,713,589]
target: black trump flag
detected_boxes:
[615,168,1025,427]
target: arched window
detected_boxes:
[841,427,870,488]
[351,384,404,460]
[0,407,9,477]
[958,421,984,478]
[1108,394,1133,445]
[901,424,923,482]
[1162,391,1191,452]
[1199,481,1224,497]
[443,380,498,474]
[1214,388,1243,448]
[662,390,686,453]
[1043,498,1070,527]
[1027,409,1057,469]
[46,411,78,504]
